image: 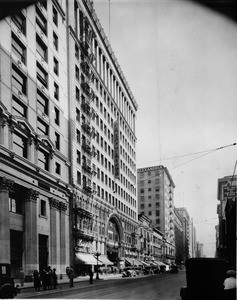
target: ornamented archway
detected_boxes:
[106,213,124,265]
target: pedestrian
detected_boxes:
[68,265,74,287]
[33,270,41,292]
[19,268,25,287]
[52,268,58,289]
[88,267,93,284]
[223,270,236,300]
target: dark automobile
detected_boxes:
[0,264,20,299]
[180,258,228,300]
[170,264,179,273]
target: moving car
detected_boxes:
[0,264,19,299]
[180,258,228,300]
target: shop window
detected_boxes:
[12,33,26,64]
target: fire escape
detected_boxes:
[74,14,97,249]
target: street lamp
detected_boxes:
[95,252,101,279]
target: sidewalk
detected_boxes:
[15,273,123,298]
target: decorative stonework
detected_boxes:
[0,177,14,191]
[26,189,39,202]
[49,197,67,212]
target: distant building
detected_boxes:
[176,207,190,262]
[196,241,204,257]
[137,165,175,263]
[216,175,236,267]
[189,218,197,258]
[174,207,184,264]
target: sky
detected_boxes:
[93,0,237,257]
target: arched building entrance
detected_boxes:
[106,214,124,269]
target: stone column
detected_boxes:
[0,177,14,263]
[59,202,67,275]
[49,198,58,267]
[24,189,39,275]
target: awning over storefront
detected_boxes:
[75,253,102,265]
[98,255,114,265]
[139,261,150,267]
[125,258,142,267]
[156,261,166,267]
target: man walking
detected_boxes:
[68,266,74,288]
[88,267,93,284]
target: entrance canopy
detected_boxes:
[75,253,102,265]
[98,255,114,265]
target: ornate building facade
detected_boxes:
[0,0,70,278]
[67,0,138,273]
[0,0,138,278]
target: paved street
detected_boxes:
[16,271,186,300]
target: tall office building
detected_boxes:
[176,207,190,262]
[69,0,138,273]
[0,0,138,277]
[137,165,175,263]
[0,1,70,277]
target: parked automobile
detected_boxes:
[122,268,136,277]
[170,264,179,273]
[180,258,228,300]
[0,264,20,299]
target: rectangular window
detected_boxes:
[55,162,61,174]
[77,150,81,164]
[75,65,79,80]
[53,57,59,75]
[52,6,58,26]
[76,87,80,101]
[40,199,46,216]
[9,195,23,214]
[12,33,26,64]
[55,132,60,150]
[54,82,59,100]
[38,149,49,171]
[12,12,26,35]
[54,107,60,125]
[53,31,58,50]
[141,204,144,209]
[36,6,47,35]
[37,118,49,135]
[37,90,48,115]
[12,96,27,117]
[75,44,79,59]
[76,108,80,122]
[77,171,81,185]
[13,132,27,158]
[36,34,47,61]
[36,62,48,88]
[76,129,80,143]
[12,64,27,95]
[156,210,160,216]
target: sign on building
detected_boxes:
[114,121,120,179]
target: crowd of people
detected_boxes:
[33,266,58,292]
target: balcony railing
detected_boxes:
[82,141,92,155]
[81,122,91,135]
[82,184,92,195]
